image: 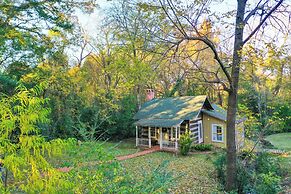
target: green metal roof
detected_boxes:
[134,95,209,121]
[133,95,230,127]
[134,118,183,127]
[202,104,227,121]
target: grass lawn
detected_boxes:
[266,133,291,151]
[49,140,140,168]
[48,140,222,193]
[121,152,222,193]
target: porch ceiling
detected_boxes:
[134,118,183,128]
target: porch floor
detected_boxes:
[116,146,160,161]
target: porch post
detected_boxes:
[136,126,138,147]
[160,127,163,149]
[148,127,151,148]
[175,126,178,150]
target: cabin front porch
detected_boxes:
[135,119,204,151]
[135,119,201,151]
[136,126,181,151]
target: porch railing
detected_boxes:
[137,138,149,147]
[161,140,177,150]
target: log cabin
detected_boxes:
[133,95,245,151]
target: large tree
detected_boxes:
[139,0,288,191]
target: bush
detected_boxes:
[179,131,192,155]
[191,144,212,151]
[255,152,283,176]
[213,152,226,186]
[213,151,283,193]
[256,173,282,194]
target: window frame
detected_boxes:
[212,124,224,143]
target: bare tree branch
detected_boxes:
[243,0,284,44]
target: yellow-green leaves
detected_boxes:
[0,84,74,192]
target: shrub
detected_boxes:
[191,144,212,151]
[179,131,192,155]
[213,152,226,186]
[256,173,282,194]
[255,152,283,176]
[213,151,283,193]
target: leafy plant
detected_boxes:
[0,84,75,192]
[213,151,283,193]
[256,173,282,194]
[213,152,227,186]
[191,144,213,151]
[179,131,192,155]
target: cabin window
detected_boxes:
[212,124,224,142]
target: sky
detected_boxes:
[76,0,110,35]
[77,0,237,34]
[74,0,290,56]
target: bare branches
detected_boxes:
[155,0,233,90]
[158,0,187,37]
[244,0,265,24]
[172,36,233,89]
[243,0,284,45]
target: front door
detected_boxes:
[198,120,203,143]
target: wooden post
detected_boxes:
[148,127,151,148]
[178,127,180,139]
[175,126,178,150]
[160,127,163,149]
[136,126,138,147]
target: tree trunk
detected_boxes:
[226,91,238,190]
[226,0,247,191]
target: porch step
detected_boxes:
[116,146,160,161]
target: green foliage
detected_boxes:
[0,84,75,192]
[213,152,227,186]
[191,144,213,151]
[0,0,96,68]
[0,88,173,193]
[255,152,283,176]
[256,173,282,194]
[179,131,192,155]
[108,95,137,138]
[213,151,283,193]
[48,142,173,193]
[65,160,174,194]
[267,102,291,134]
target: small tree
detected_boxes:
[0,84,73,192]
[179,131,192,155]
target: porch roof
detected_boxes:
[134,118,183,128]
